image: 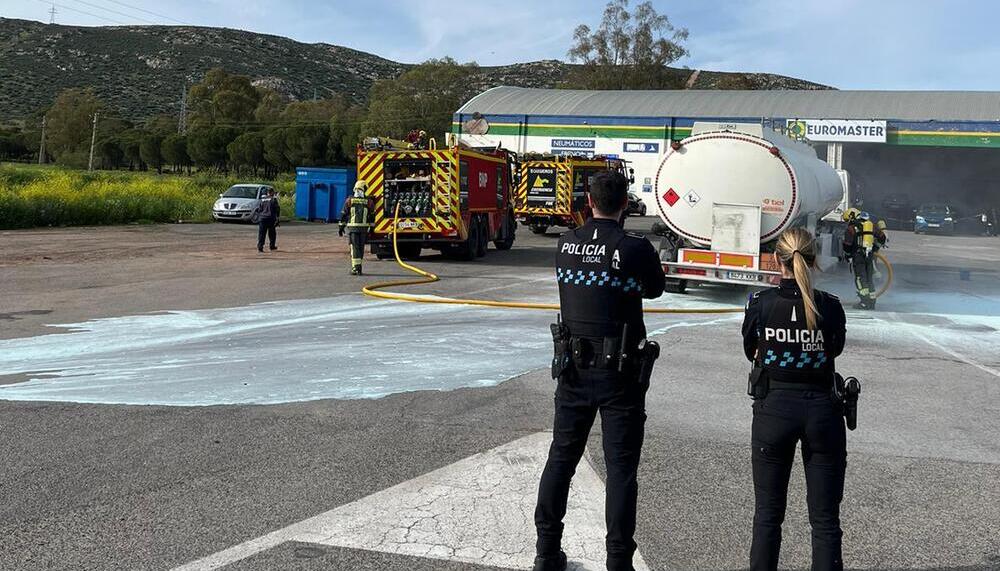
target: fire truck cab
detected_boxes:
[357,138,518,260]
[515,154,632,234]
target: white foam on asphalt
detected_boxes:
[0,297,556,405]
[0,291,725,406]
[170,432,649,571]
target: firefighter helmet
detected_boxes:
[353,180,368,197]
[842,207,861,222]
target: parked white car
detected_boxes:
[212,184,274,222]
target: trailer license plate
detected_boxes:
[727,271,758,282]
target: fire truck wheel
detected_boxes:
[530,224,548,235]
[373,244,393,260]
[453,221,479,261]
[664,279,688,294]
[398,243,422,260]
[494,213,516,250]
[475,217,488,258]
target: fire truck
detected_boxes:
[357,138,518,260]
[515,154,633,234]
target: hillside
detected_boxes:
[0,17,831,123]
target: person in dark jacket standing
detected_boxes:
[339,181,374,275]
[742,227,849,571]
[533,171,665,571]
[254,187,279,253]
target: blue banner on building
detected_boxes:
[623,142,659,153]
[551,138,596,149]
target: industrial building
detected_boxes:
[453,87,1000,226]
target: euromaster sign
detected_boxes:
[786,119,887,143]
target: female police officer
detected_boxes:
[741,227,848,571]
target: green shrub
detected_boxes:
[0,164,294,229]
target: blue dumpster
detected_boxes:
[294,167,357,222]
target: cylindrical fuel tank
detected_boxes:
[653,126,843,246]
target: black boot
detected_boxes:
[532,551,567,571]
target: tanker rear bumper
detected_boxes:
[663,262,781,287]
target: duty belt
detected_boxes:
[570,336,630,370]
[768,379,833,392]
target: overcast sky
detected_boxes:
[3,0,997,90]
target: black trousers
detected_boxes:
[257,219,276,250]
[348,231,367,268]
[751,389,847,571]
[535,367,647,571]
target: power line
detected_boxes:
[100,0,193,26]
[32,0,126,25]
[68,0,159,25]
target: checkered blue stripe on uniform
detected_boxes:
[556,268,643,293]
[762,349,828,369]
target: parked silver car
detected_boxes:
[212,184,274,222]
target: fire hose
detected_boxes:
[361,206,744,314]
[874,251,894,298]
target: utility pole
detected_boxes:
[38,117,47,164]
[88,112,99,171]
[178,84,188,134]
[49,4,57,24]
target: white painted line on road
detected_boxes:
[908,328,1000,379]
[880,313,1000,379]
[171,432,649,571]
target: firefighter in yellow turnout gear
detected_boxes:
[842,208,887,310]
[339,181,375,276]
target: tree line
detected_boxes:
[1,60,472,177]
[0,0,688,177]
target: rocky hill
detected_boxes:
[0,17,831,122]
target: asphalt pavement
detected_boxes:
[1,220,998,570]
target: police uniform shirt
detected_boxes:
[555,218,665,340]
[741,279,846,383]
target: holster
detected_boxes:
[748,364,768,400]
[843,376,861,431]
[550,320,572,380]
[636,339,660,386]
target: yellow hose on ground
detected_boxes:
[361,206,743,314]
[874,251,894,298]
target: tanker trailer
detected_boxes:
[652,123,846,293]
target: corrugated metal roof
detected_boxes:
[457,87,1000,122]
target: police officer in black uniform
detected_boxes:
[534,171,665,571]
[742,227,849,571]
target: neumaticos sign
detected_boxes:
[551,139,595,149]
[786,119,887,143]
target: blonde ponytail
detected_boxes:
[775,227,820,331]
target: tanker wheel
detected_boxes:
[530,224,548,235]
[494,212,516,250]
[664,279,688,294]
[475,217,488,258]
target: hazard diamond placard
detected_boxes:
[663,188,680,207]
